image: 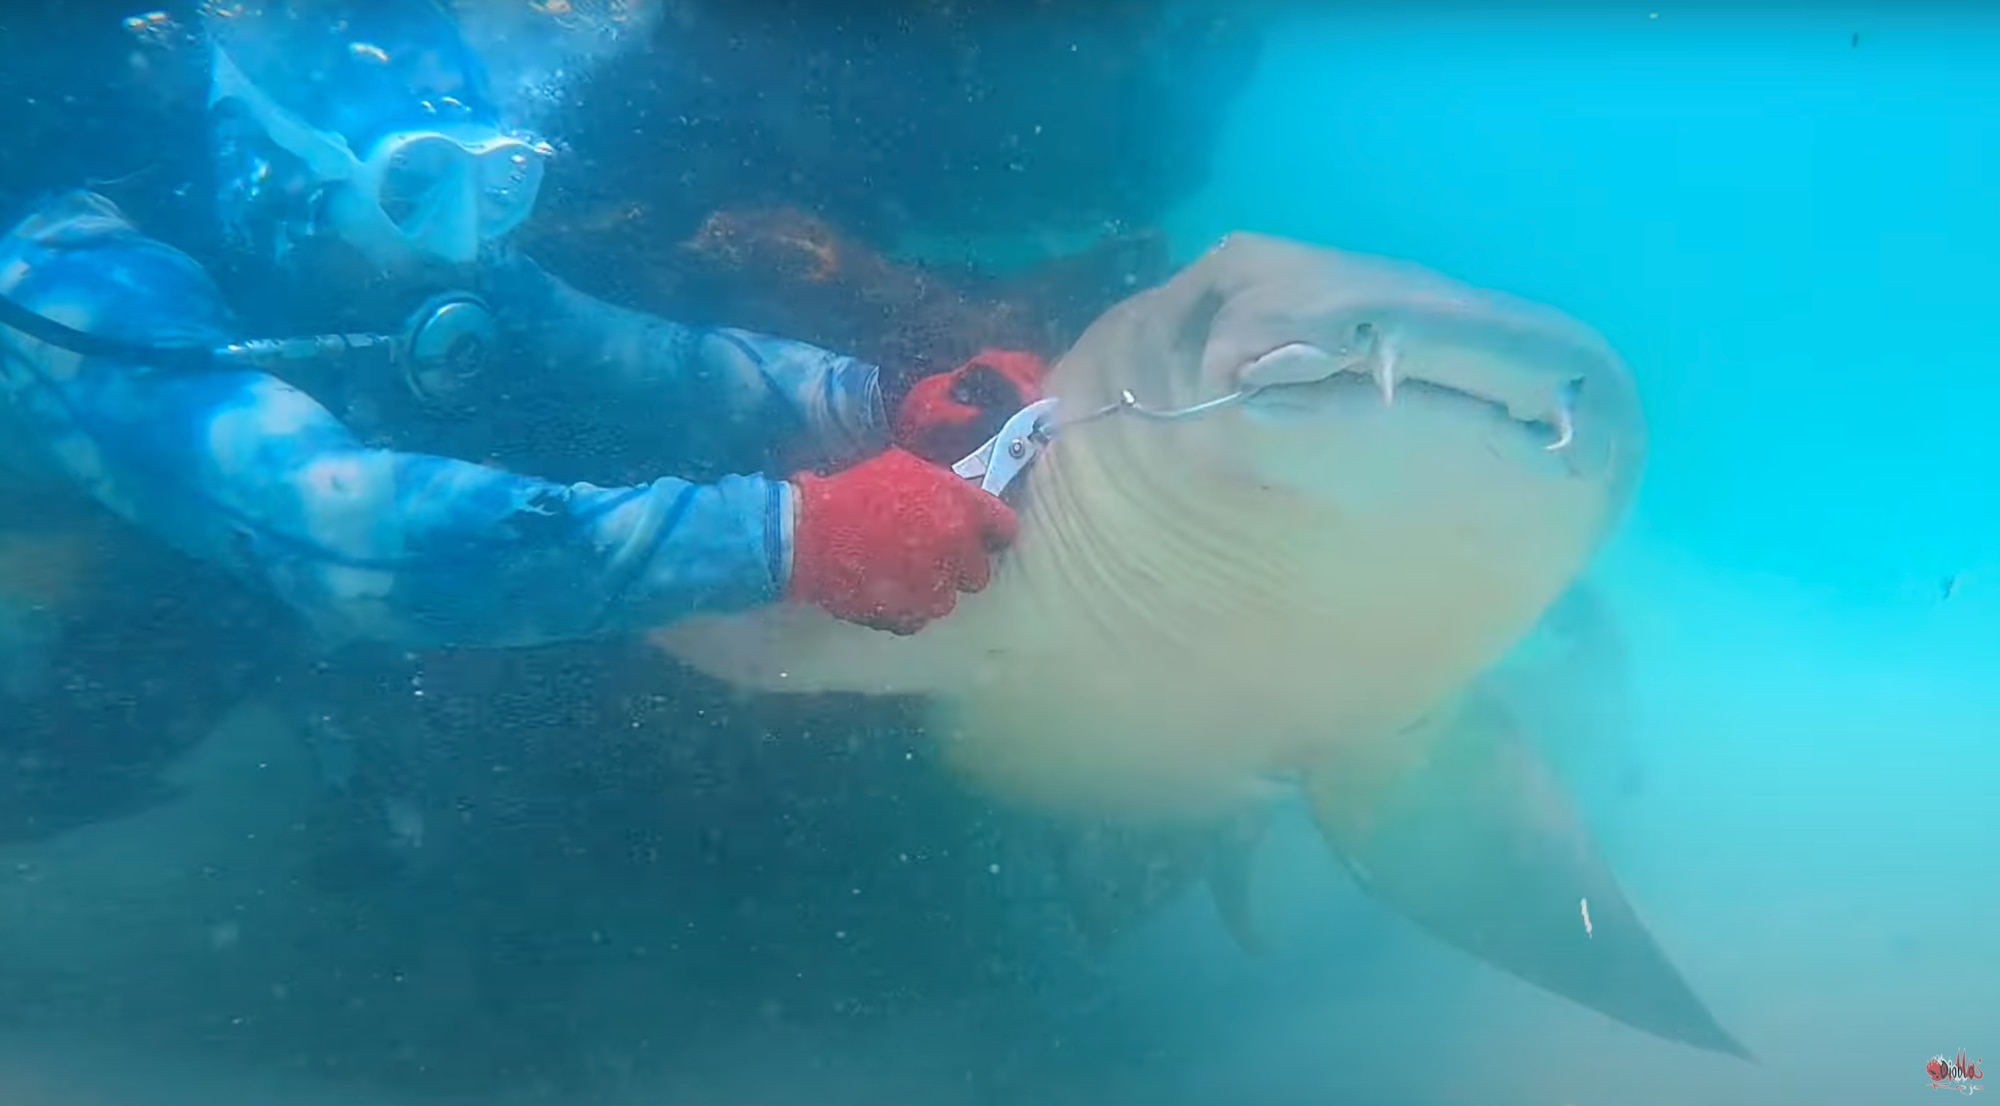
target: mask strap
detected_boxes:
[208,44,362,185]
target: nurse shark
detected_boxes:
[654,231,1745,1057]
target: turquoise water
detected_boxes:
[3,8,1997,1104]
[1139,9,1998,1103]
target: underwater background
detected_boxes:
[0,4,1995,1105]
[1139,8,2000,1104]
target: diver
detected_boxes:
[0,0,1052,665]
[0,0,1057,864]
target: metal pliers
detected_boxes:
[952,397,1060,498]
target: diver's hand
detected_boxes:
[788,448,1019,634]
[894,348,1049,464]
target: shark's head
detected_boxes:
[1192,234,1641,517]
[1034,232,1648,737]
[1072,231,1644,539]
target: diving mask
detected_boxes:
[210,41,551,268]
[340,125,550,265]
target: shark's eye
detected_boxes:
[1347,322,1376,352]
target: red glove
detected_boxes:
[788,448,1019,635]
[894,349,1050,465]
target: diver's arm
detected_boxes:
[0,192,794,649]
[64,367,794,649]
[483,251,889,471]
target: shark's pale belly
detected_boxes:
[928,534,1581,821]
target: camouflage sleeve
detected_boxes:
[0,191,792,650]
[481,251,890,472]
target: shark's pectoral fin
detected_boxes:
[1049,827,1142,954]
[1050,811,1270,957]
[1300,694,1751,1060]
[1206,809,1270,957]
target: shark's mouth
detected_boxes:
[1236,337,1583,455]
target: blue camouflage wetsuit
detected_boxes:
[0,188,889,651]
[0,0,928,862]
